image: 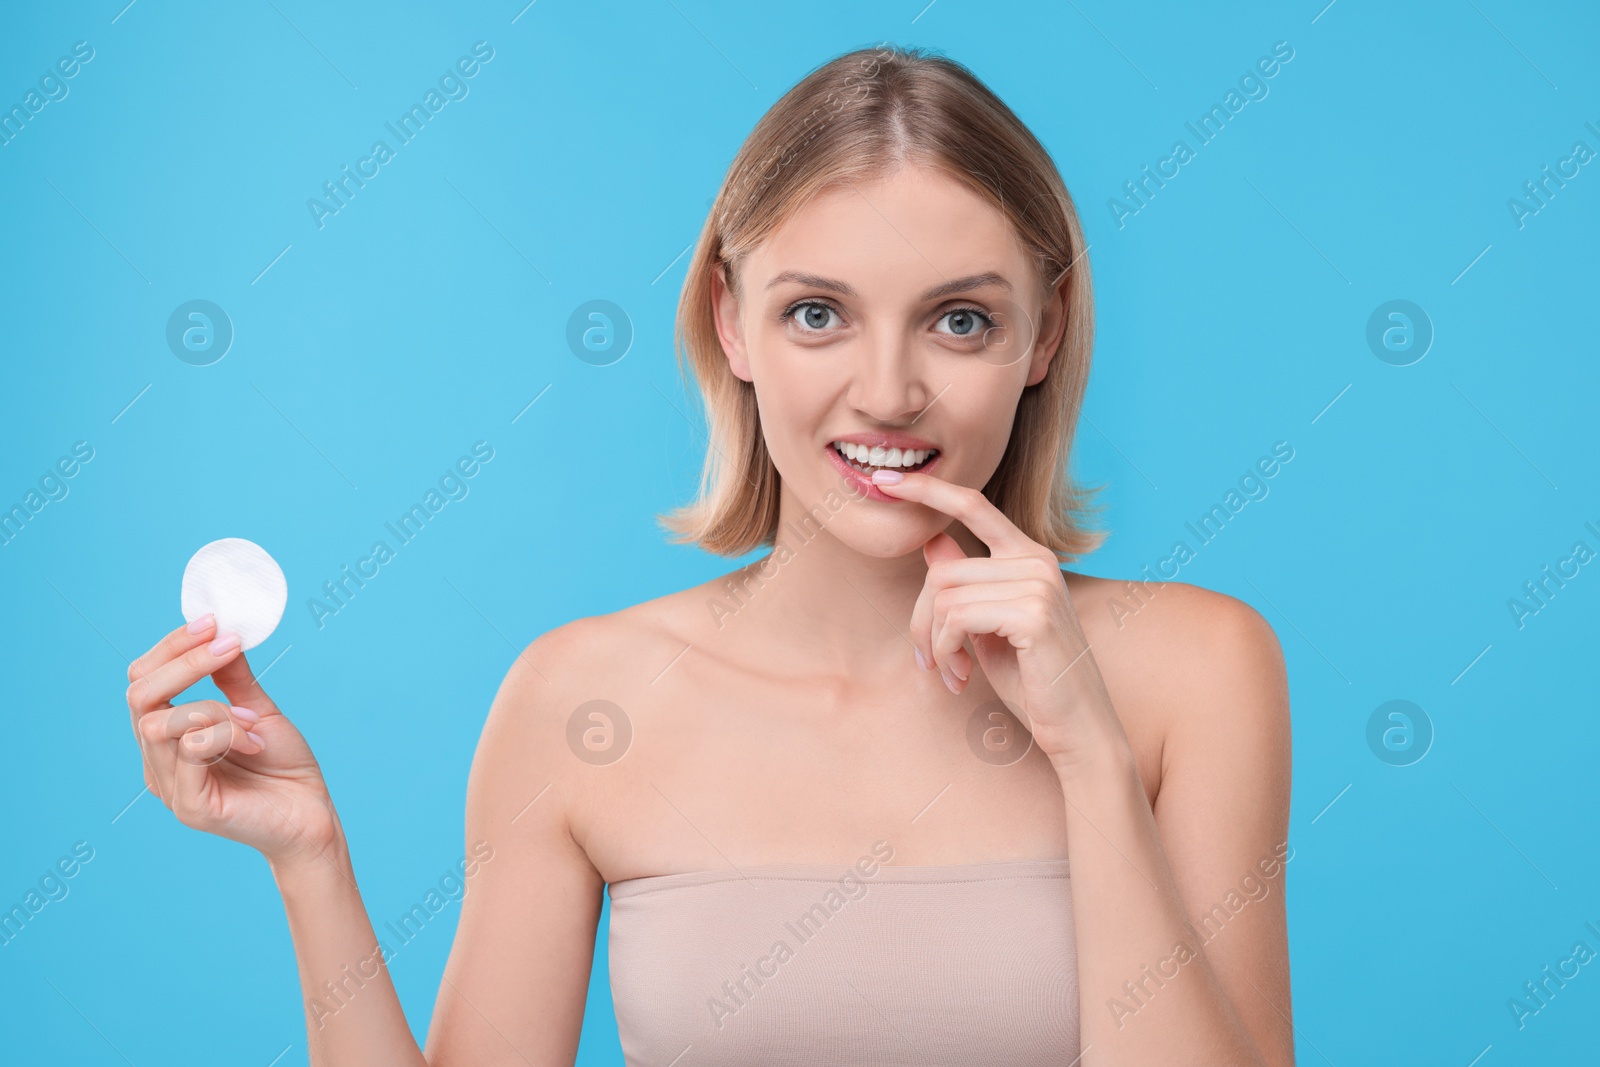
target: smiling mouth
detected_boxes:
[829,440,940,475]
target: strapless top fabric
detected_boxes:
[606,858,1079,1067]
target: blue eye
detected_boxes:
[785,301,840,331]
[938,307,994,337]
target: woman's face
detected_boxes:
[714,163,1068,558]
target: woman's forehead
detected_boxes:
[743,169,1035,299]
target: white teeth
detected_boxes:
[831,441,936,469]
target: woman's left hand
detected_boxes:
[871,468,1123,769]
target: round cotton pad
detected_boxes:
[181,538,287,651]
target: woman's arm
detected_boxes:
[126,618,602,1067]
[1059,586,1293,1065]
[281,625,602,1066]
[867,472,1293,1066]
[124,618,426,1065]
[269,632,606,1064]
[274,835,429,1066]
[421,623,607,1066]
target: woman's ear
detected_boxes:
[1025,268,1071,388]
[711,263,753,382]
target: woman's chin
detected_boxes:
[829,514,948,560]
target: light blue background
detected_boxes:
[2,1,1597,1063]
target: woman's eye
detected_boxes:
[937,307,994,338]
[789,302,840,331]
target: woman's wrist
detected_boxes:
[267,824,353,894]
[1046,711,1141,793]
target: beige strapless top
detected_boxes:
[606,858,1079,1066]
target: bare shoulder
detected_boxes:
[1066,569,1274,649]
[490,586,707,704]
[1067,572,1283,686]
[470,584,712,773]
[462,592,704,869]
[1063,573,1290,779]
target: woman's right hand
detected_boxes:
[126,614,340,869]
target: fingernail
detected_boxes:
[914,647,928,671]
[230,705,260,724]
[209,632,240,656]
[940,667,960,695]
[186,613,215,634]
[951,660,969,682]
[246,731,265,748]
[871,469,904,485]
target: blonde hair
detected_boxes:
[658,44,1106,561]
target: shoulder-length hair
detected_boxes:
[658,44,1106,562]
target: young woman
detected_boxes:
[125,46,1292,1066]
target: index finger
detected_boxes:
[128,614,217,685]
[868,469,1036,558]
[127,614,219,753]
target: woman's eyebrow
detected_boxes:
[921,271,1012,300]
[764,270,1013,300]
[766,270,856,295]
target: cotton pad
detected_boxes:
[181,538,287,651]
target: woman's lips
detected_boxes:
[824,443,940,502]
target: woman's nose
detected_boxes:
[849,328,932,421]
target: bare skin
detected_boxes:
[125,164,1292,1066]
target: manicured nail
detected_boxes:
[914,647,928,671]
[940,667,960,695]
[186,613,215,634]
[871,469,904,485]
[230,705,260,724]
[246,731,265,749]
[951,660,969,682]
[208,632,240,656]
